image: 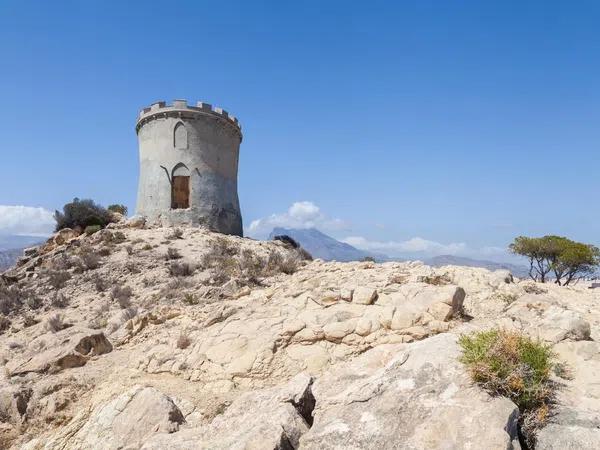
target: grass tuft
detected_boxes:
[459,329,557,447]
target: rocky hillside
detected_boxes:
[1,220,599,449]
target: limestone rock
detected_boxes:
[7,328,112,376]
[300,334,520,449]
[142,374,314,449]
[40,386,185,449]
[537,340,600,450]
[352,287,378,305]
[125,215,146,229]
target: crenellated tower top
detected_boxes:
[135,99,242,140]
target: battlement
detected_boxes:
[136,99,242,138]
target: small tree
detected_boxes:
[54,198,111,231]
[554,242,600,285]
[510,235,600,285]
[509,236,552,282]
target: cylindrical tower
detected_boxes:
[135,100,243,236]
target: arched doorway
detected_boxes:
[171,163,190,209]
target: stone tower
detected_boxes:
[135,100,243,236]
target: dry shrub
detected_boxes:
[160,278,194,300]
[89,273,109,292]
[265,250,301,275]
[101,230,127,245]
[78,246,101,271]
[168,228,184,240]
[111,284,133,308]
[45,314,66,333]
[26,295,42,310]
[45,269,71,290]
[125,261,141,274]
[459,329,558,447]
[494,292,519,306]
[51,291,69,308]
[169,261,195,277]
[50,253,76,271]
[201,243,302,287]
[142,243,153,251]
[0,315,10,333]
[418,273,452,286]
[22,314,38,328]
[176,332,191,349]
[166,247,182,260]
[238,249,264,282]
[0,282,23,315]
[522,283,547,295]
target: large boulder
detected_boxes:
[300,333,520,449]
[536,340,600,450]
[142,374,314,449]
[7,328,112,376]
[23,386,185,450]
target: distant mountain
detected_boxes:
[0,234,46,272]
[425,255,529,278]
[269,227,383,262]
[268,228,529,277]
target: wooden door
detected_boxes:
[172,176,190,209]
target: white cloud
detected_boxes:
[342,235,523,263]
[0,205,55,237]
[247,201,347,237]
[342,236,468,256]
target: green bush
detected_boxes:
[54,198,111,231]
[459,329,556,445]
[107,204,128,216]
[85,225,102,235]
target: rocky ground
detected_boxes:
[0,220,599,449]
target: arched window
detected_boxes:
[174,122,188,149]
[171,163,190,209]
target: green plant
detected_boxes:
[494,292,519,305]
[183,292,199,305]
[459,329,557,446]
[85,225,102,235]
[54,198,111,231]
[107,204,128,216]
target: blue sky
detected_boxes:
[0,1,599,261]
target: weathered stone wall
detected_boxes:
[135,100,243,236]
